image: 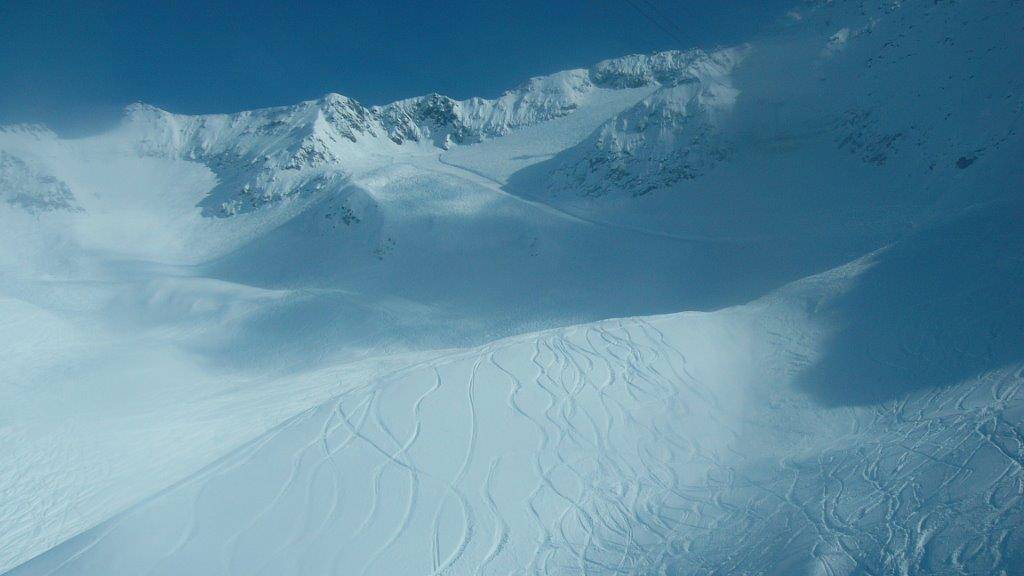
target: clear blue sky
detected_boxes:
[0,0,792,135]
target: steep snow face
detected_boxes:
[545,49,745,197]
[542,76,738,197]
[589,48,733,88]
[584,49,745,194]
[379,69,594,146]
[110,97,380,216]
[380,49,735,146]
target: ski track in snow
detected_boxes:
[435,156,754,246]
[13,308,1024,575]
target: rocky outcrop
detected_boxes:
[0,151,79,213]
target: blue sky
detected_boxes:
[0,0,792,134]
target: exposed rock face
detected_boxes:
[375,93,478,147]
[0,151,79,213]
[542,49,743,197]
[589,48,720,88]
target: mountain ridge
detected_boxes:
[90,48,740,215]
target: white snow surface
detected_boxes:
[1,0,1023,574]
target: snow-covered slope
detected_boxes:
[502,0,1023,241]
[14,199,1024,574]
[1,0,1022,573]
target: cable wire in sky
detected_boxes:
[637,0,693,45]
[619,0,690,46]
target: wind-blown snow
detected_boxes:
[1,0,1022,574]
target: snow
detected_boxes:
[1,0,1023,573]
[12,246,1024,574]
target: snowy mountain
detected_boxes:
[108,48,728,217]
[1,0,1022,574]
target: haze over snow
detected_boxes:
[1,0,1022,574]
